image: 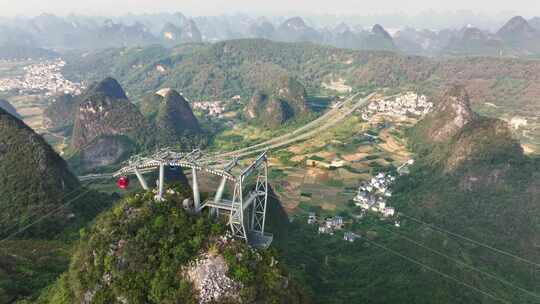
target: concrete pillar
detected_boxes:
[211,175,227,217]
[158,163,165,200]
[134,168,149,190]
[192,167,200,211]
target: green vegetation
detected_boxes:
[0,108,116,303]
[0,240,70,303]
[37,185,307,304]
[1,108,87,237]
[61,39,540,154]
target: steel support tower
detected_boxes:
[113,148,272,248]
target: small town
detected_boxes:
[0,59,83,96]
[361,91,433,121]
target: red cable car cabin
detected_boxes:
[117,176,130,189]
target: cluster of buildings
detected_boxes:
[0,59,83,96]
[307,213,362,242]
[354,172,396,217]
[192,96,240,118]
[308,213,344,235]
[361,92,433,120]
[192,101,226,117]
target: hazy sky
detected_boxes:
[0,0,538,17]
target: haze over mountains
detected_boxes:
[3,13,540,57]
[2,5,540,303]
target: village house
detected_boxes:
[343,231,360,242]
[318,216,345,235]
[307,212,317,224]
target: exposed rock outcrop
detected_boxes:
[186,253,242,304]
[412,85,524,175]
[417,86,478,142]
[38,188,307,304]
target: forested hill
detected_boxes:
[37,185,308,304]
[0,108,80,237]
[389,86,540,302]
[64,39,540,114]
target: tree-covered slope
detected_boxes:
[389,86,540,302]
[38,184,308,304]
[42,93,77,132]
[245,76,310,127]
[0,108,116,303]
[140,88,203,145]
[0,108,80,237]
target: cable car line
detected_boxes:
[363,237,513,304]
[378,225,540,301]
[0,185,94,243]
[399,212,540,268]
[264,163,540,269]
[0,182,98,236]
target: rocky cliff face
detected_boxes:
[412,85,524,175]
[155,89,201,133]
[0,108,79,236]
[415,86,478,143]
[379,86,540,304]
[70,78,146,170]
[245,93,292,127]
[71,77,145,149]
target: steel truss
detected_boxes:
[113,148,272,248]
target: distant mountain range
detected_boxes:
[3,13,540,57]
